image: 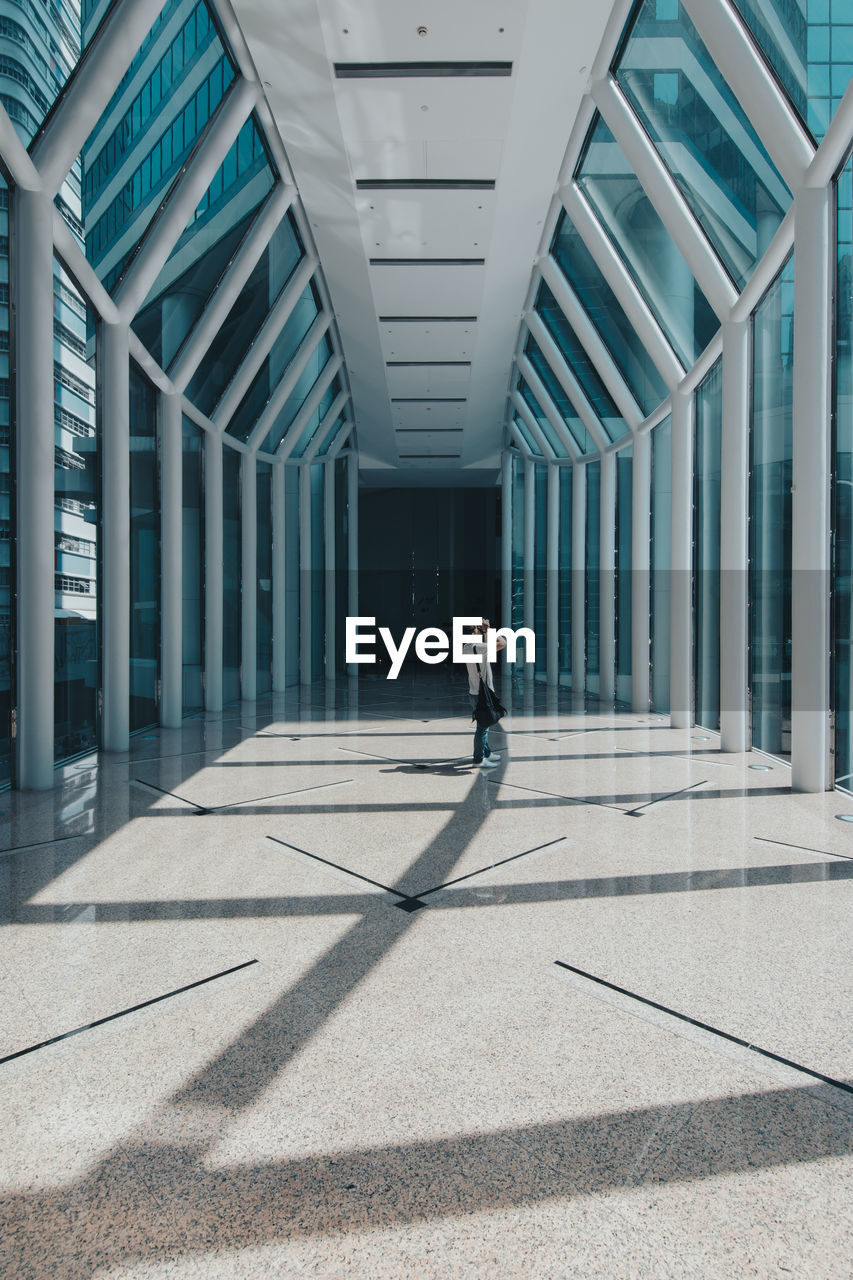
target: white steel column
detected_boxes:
[299,464,312,686]
[159,391,183,728]
[670,389,694,729]
[15,189,54,788]
[272,464,287,691]
[204,433,223,711]
[324,462,335,681]
[547,463,559,686]
[102,321,131,752]
[524,460,535,650]
[632,433,651,713]
[572,463,586,690]
[501,452,512,633]
[720,320,750,752]
[792,187,832,792]
[600,450,616,703]
[347,452,358,676]
[241,453,257,702]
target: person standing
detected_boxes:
[463,618,506,767]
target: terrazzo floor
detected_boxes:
[1,673,852,1278]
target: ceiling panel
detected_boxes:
[357,188,496,258]
[379,321,478,362]
[386,364,471,396]
[320,0,521,63]
[369,263,485,314]
[392,400,467,429]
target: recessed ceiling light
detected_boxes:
[421,105,429,112]
[417,25,428,36]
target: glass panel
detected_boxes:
[285,465,299,683]
[129,363,159,731]
[534,281,629,443]
[182,415,204,714]
[534,465,547,677]
[288,371,341,459]
[225,279,319,443]
[695,358,722,731]
[261,333,332,456]
[523,334,588,453]
[185,210,303,417]
[651,414,672,714]
[317,412,346,458]
[310,464,324,678]
[576,114,719,369]
[835,155,853,791]
[586,461,601,695]
[335,456,348,673]
[132,116,276,367]
[731,0,853,143]
[512,413,543,458]
[511,452,525,629]
[518,376,571,459]
[0,179,9,784]
[615,0,791,291]
[82,0,236,293]
[54,261,98,764]
[257,460,272,695]
[223,445,241,702]
[616,445,633,705]
[750,257,794,759]
[552,209,668,416]
[559,467,572,686]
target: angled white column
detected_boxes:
[791,187,832,792]
[324,462,335,681]
[213,253,317,431]
[527,310,608,452]
[102,322,131,751]
[159,391,183,728]
[31,0,171,196]
[572,463,586,690]
[302,389,349,465]
[518,353,579,460]
[511,389,556,461]
[326,423,353,462]
[807,78,853,189]
[524,461,536,660]
[116,79,258,322]
[347,452,359,677]
[241,452,257,702]
[632,432,651,713]
[271,464,287,691]
[501,452,513,635]
[507,422,532,457]
[278,354,343,460]
[600,450,616,703]
[204,433,224,711]
[299,464,312,686]
[547,463,559,686]
[670,389,694,729]
[246,313,332,450]
[720,320,750,752]
[593,78,738,323]
[15,189,54,788]
[680,0,813,192]
[169,183,296,391]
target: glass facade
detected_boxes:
[534,465,547,678]
[559,468,572,685]
[615,0,791,291]
[129,363,160,732]
[285,465,299,684]
[651,415,672,714]
[616,445,633,706]
[750,257,794,760]
[222,445,241,703]
[694,359,722,731]
[518,376,571,460]
[335,456,348,672]
[310,463,324,677]
[511,451,525,629]
[524,333,590,453]
[835,155,853,792]
[256,460,272,694]
[182,415,204,714]
[586,461,601,696]
[263,332,333,456]
[0,180,8,785]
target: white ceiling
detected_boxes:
[230,0,615,484]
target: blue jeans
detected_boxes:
[470,694,490,762]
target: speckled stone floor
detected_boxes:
[1,673,851,1279]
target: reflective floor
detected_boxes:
[1,673,852,1278]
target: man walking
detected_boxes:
[463,618,506,768]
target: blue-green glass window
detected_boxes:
[616,446,633,706]
[82,0,236,292]
[317,413,346,459]
[834,155,853,790]
[181,415,204,714]
[551,210,668,416]
[226,280,320,444]
[5,0,101,150]
[534,465,547,677]
[695,358,722,731]
[132,116,276,367]
[517,374,571,459]
[289,371,341,460]
[559,467,572,685]
[523,334,588,453]
[285,466,299,683]
[54,261,98,765]
[257,460,272,695]
[129,362,160,732]
[614,0,791,291]
[750,257,794,760]
[310,464,324,677]
[534,281,628,443]
[511,451,525,629]
[335,456,348,672]
[0,179,9,783]
[512,413,543,458]
[576,114,719,369]
[731,0,853,143]
[186,210,304,417]
[263,334,334,456]
[222,445,241,703]
[586,461,601,695]
[651,415,672,714]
